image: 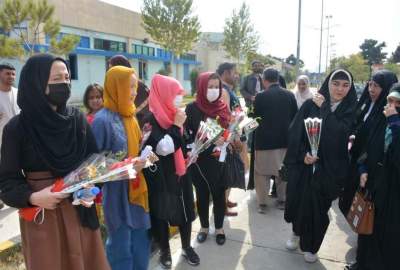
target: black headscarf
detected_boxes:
[17,54,88,176]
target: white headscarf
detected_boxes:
[294,75,313,108]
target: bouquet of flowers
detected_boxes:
[20,146,158,223]
[186,118,224,168]
[304,117,322,157]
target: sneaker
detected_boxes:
[182,247,200,266]
[160,249,172,269]
[257,204,267,214]
[304,252,318,263]
[285,234,299,251]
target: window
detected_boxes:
[133,44,155,56]
[138,60,148,80]
[184,64,190,81]
[78,36,90,48]
[181,53,196,61]
[149,47,155,57]
[94,38,126,52]
[67,54,78,80]
[45,33,90,49]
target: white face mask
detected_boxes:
[206,88,220,102]
[173,95,183,108]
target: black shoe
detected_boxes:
[182,247,200,266]
[160,249,172,269]
[216,234,226,245]
[197,232,208,243]
[344,262,358,270]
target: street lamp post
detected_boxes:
[325,15,333,73]
[295,0,302,78]
[318,0,324,80]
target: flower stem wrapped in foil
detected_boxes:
[304,117,322,172]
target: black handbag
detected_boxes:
[222,148,246,189]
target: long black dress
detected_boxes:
[339,70,398,216]
[338,71,398,269]
[374,113,400,270]
[284,69,357,254]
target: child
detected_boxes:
[83,83,103,124]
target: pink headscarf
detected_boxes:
[149,74,186,176]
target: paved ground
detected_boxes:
[0,187,357,270]
[149,188,357,270]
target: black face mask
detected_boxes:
[46,83,71,107]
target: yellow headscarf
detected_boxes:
[104,66,149,212]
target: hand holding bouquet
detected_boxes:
[20,148,158,223]
[186,118,224,168]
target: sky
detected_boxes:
[101,0,400,72]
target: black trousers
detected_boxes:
[153,217,192,251]
[192,165,226,230]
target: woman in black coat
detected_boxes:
[142,74,199,269]
[340,70,398,270]
[185,72,231,246]
[284,69,357,263]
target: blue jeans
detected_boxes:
[106,225,150,270]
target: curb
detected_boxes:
[0,236,21,260]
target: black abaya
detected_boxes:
[284,69,357,254]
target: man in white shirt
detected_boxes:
[0,63,20,209]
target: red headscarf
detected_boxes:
[195,72,231,128]
[149,74,186,176]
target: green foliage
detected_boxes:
[141,0,200,58]
[389,44,400,64]
[285,54,304,68]
[0,0,79,59]
[223,3,259,65]
[283,69,296,85]
[245,51,275,73]
[189,68,199,96]
[359,39,387,65]
[383,63,400,77]
[329,53,369,82]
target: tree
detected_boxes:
[359,39,387,66]
[285,54,304,68]
[0,0,79,59]
[245,50,275,73]
[389,44,400,64]
[329,53,369,82]
[223,3,259,68]
[383,63,400,77]
[141,0,200,61]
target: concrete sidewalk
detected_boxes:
[0,188,357,269]
[0,206,20,253]
[149,189,357,270]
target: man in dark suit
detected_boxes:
[253,68,298,213]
